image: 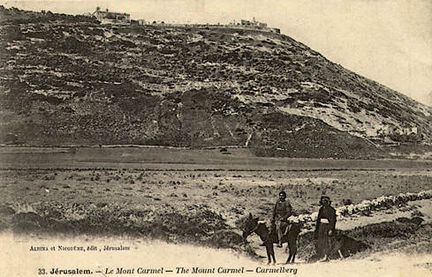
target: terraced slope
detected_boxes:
[1,7,431,158]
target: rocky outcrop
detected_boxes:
[1,7,431,158]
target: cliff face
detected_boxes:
[1,7,431,158]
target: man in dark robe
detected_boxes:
[315,195,337,261]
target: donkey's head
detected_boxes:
[242,213,260,241]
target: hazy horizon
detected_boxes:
[2,0,431,106]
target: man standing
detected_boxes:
[314,195,337,261]
[272,191,293,247]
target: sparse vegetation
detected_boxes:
[0,6,430,157]
[0,150,431,255]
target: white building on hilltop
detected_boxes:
[92,7,131,25]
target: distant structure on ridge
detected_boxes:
[89,7,279,33]
[236,17,280,33]
[92,7,131,25]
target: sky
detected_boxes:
[2,0,432,106]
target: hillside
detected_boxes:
[1,6,431,158]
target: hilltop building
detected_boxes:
[137,19,146,25]
[240,18,267,28]
[237,18,280,33]
[92,7,130,25]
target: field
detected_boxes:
[1,146,432,264]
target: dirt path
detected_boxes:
[337,199,432,230]
[1,233,431,277]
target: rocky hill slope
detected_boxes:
[1,7,431,158]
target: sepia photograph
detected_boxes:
[0,0,431,276]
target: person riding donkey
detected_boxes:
[272,191,293,248]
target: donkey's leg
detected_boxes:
[287,237,298,263]
[268,244,276,265]
[291,242,298,263]
[266,245,272,265]
[289,243,297,263]
[267,251,271,264]
[286,253,292,264]
[285,241,291,264]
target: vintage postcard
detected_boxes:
[0,0,431,276]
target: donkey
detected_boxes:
[242,213,302,264]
